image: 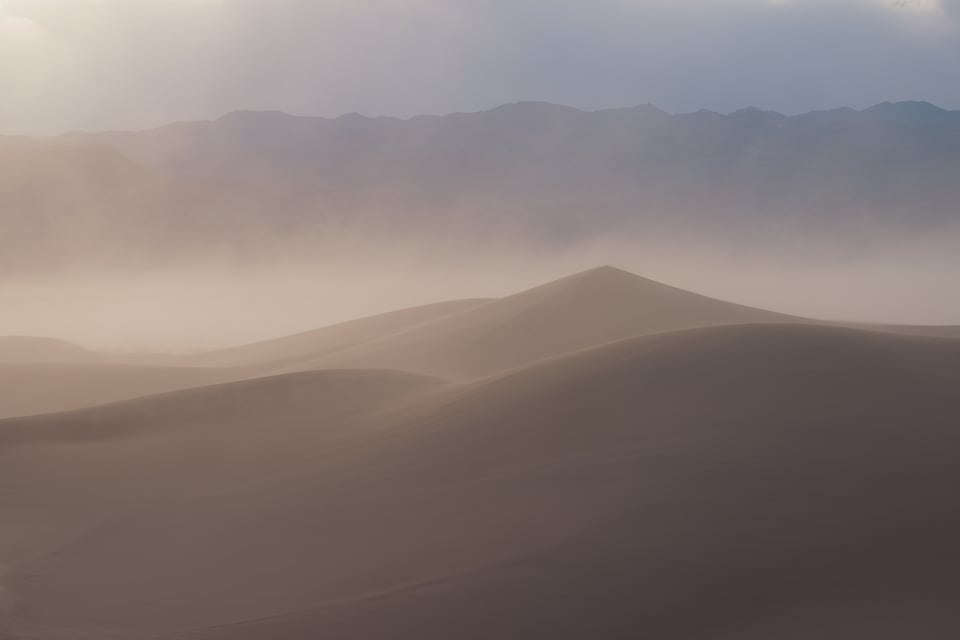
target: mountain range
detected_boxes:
[3,101,960,271]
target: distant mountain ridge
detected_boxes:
[3,100,960,270]
[59,99,960,134]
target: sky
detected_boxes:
[0,0,958,134]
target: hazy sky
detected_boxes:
[1,0,958,134]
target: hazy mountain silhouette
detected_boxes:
[3,101,960,269]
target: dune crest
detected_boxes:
[4,266,958,421]
[286,265,798,379]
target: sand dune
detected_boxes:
[0,337,101,364]
[3,266,957,420]
[283,266,799,379]
[5,266,791,418]
[856,321,960,340]
[3,323,959,639]
[0,363,240,419]
[0,299,485,419]
[175,298,491,368]
[261,266,960,378]
[0,368,444,448]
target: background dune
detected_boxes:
[265,266,960,378]
[271,266,799,379]
[3,267,957,421]
[0,363,239,420]
[175,298,491,369]
[0,337,101,365]
[0,300,485,419]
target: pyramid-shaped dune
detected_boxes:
[286,266,799,379]
[4,268,957,421]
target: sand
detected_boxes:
[0,300,486,419]
[1,321,959,638]
[2,268,959,638]
[0,363,238,419]
[0,337,101,365]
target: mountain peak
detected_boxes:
[861,100,956,125]
[731,106,785,121]
[867,100,943,112]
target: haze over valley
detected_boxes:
[4,100,960,351]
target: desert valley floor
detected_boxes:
[2,266,959,639]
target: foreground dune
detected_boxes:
[2,323,959,639]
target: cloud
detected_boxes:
[0,0,958,134]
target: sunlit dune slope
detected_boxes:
[2,324,959,639]
[173,298,491,368]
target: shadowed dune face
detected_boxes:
[2,323,959,639]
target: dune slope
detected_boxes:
[0,368,446,639]
[0,337,101,364]
[2,324,959,639]
[278,266,960,378]
[0,363,245,419]
[0,299,486,418]
[290,266,799,379]
[175,298,491,368]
